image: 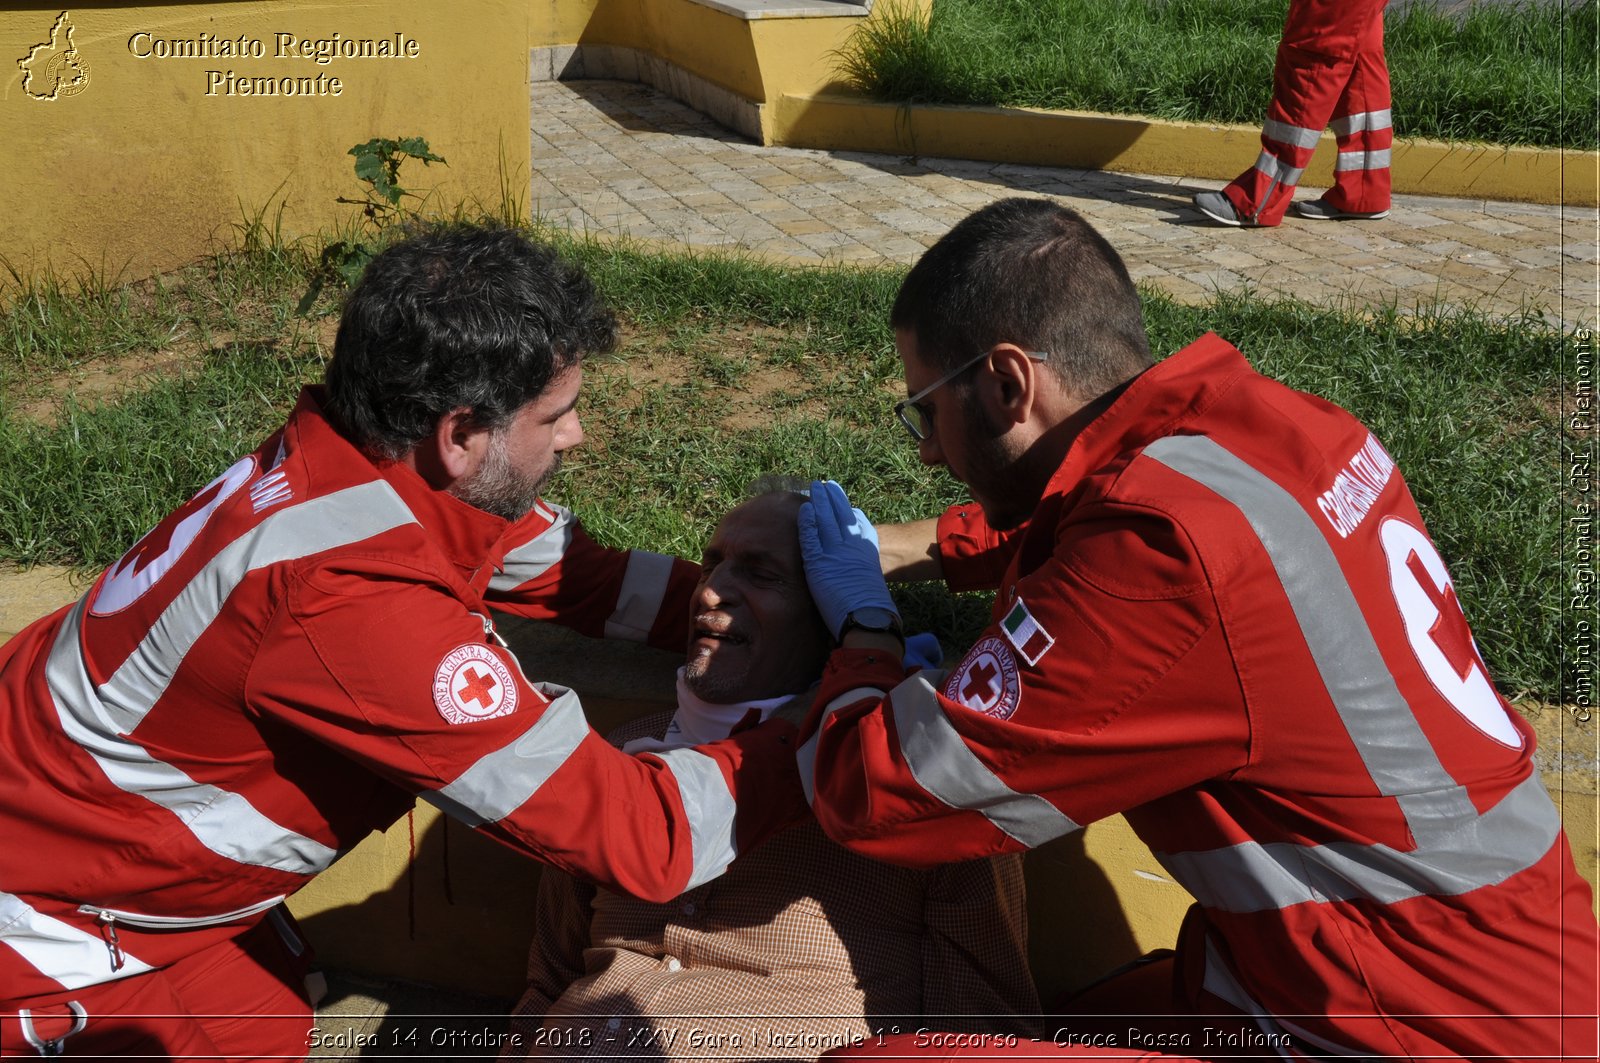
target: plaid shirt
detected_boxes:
[505,713,1039,1060]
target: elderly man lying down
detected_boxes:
[504,484,1039,1061]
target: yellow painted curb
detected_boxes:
[772,91,1597,208]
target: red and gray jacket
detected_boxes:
[800,334,1597,1060]
[0,387,806,1000]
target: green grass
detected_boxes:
[837,0,1597,151]
[0,269,183,394]
[0,232,1576,701]
[0,346,317,568]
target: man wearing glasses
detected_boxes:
[790,197,1598,1060]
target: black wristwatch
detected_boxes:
[838,607,903,642]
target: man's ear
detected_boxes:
[407,406,489,488]
[980,344,1043,427]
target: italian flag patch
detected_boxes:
[1001,598,1054,665]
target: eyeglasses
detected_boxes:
[894,349,1048,442]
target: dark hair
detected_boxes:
[325,224,616,458]
[890,198,1152,400]
[744,474,810,499]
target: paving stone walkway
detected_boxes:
[532,79,1598,329]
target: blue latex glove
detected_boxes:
[797,479,900,640]
[903,631,943,671]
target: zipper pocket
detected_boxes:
[77,894,286,930]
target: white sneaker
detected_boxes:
[1193,191,1256,227]
[1292,198,1390,221]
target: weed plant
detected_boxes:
[838,0,1596,150]
[0,234,1573,700]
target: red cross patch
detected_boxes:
[1380,517,1520,748]
[432,643,519,725]
[942,636,1021,720]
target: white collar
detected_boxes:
[620,668,794,753]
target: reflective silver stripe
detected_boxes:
[0,891,153,990]
[47,599,339,876]
[891,674,1078,847]
[45,481,416,875]
[1142,435,1562,908]
[603,550,675,641]
[267,905,307,958]
[1200,934,1260,1015]
[797,733,819,806]
[94,481,415,732]
[1143,435,1476,829]
[822,686,891,718]
[1198,937,1292,1057]
[1203,936,1369,1057]
[652,746,738,890]
[1335,148,1392,172]
[1252,151,1304,187]
[1329,108,1393,137]
[1162,774,1561,913]
[423,683,589,825]
[796,685,892,806]
[490,504,576,593]
[1262,118,1322,150]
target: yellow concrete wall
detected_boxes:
[534,0,923,139]
[1,1,531,284]
[551,0,904,102]
[532,0,606,48]
[583,0,767,101]
[742,13,873,101]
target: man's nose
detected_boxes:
[557,411,584,452]
[696,581,720,609]
[917,431,944,467]
[697,568,737,608]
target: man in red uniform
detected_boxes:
[0,225,808,1059]
[793,198,1597,1059]
[1194,0,1392,227]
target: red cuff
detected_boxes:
[801,647,907,737]
[937,503,1013,592]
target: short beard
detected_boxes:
[958,391,1031,529]
[455,432,555,521]
[681,644,749,705]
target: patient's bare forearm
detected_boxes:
[877,518,942,582]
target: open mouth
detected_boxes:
[693,615,747,646]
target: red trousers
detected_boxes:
[1223,0,1393,225]
[0,911,314,1061]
